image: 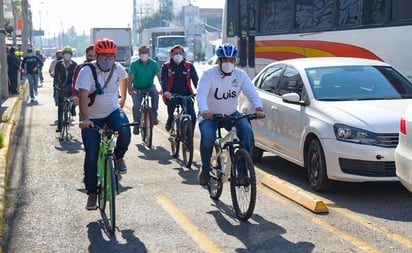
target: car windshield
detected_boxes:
[306,66,412,101]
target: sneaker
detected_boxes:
[116,158,127,174]
[85,194,98,210]
[55,127,61,132]
[198,168,210,186]
[236,174,250,186]
[133,126,139,135]
[153,118,159,125]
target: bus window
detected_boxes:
[259,0,293,33]
[295,0,334,31]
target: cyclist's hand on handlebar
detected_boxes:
[202,111,214,120]
[72,96,79,106]
[79,119,94,129]
[255,109,265,119]
[164,91,172,100]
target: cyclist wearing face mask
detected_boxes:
[127,45,161,135]
[196,43,265,186]
[53,46,78,132]
[161,44,199,132]
[76,38,131,210]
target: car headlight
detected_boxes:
[333,124,377,145]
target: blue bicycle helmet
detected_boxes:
[216,43,238,58]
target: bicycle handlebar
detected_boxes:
[212,113,258,122]
[88,122,140,134]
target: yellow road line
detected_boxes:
[256,167,412,250]
[258,185,384,253]
[327,204,412,249]
[156,195,223,253]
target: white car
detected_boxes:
[395,104,412,192]
[238,57,412,191]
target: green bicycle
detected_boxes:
[92,122,138,233]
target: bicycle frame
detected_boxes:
[214,123,242,183]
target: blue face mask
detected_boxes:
[97,59,114,71]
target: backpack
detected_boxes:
[72,62,103,106]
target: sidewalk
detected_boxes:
[0,83,26,240]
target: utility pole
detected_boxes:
[0,0,8,98]
[133,0,138,46]
[21,0,29,53]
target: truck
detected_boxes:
[91,27,133,70]
[140,27,194,66]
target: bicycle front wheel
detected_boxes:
[141,108,153,148]
[98,156,107,211]
[59,104,69,141]
[230,148,256,221]
[107,155,117,233]
[181,119,193,168]
[208,143,223,200]
[170,120,180,158]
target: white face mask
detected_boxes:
[221,62,235,74]
[173,54,183,64]
[140,54,149,61]
[63,53,71,60]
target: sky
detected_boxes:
[30,0,224,38]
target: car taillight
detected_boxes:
[400,116,406,135]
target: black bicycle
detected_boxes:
[208,113,258,221]
[139,92,154,148]
[59,96,74,141]
[168,94,195,168]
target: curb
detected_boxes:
[0,84,26,247]
[261,175,329,213]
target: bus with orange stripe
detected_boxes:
[222,0,412,79]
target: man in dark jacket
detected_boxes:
[53,46,77,132]
[161,44,199,132]
[7,47,20,95]
[21,48,43,102]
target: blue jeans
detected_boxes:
[166,97,196,131]
[199,111,254,173]
[131,85,159,123]
[81,109,131,195]
[26,73,39,100]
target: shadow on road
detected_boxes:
[87,221,147,253]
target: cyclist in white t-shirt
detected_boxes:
[76,38,131,210]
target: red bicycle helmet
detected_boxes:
[94,39,118,54]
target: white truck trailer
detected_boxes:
[91,27,132,70]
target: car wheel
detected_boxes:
[251,146,263,162]
[306,138,334,192]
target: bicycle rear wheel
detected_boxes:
[208,143,223,199]
[106,155,117,233]
[170,119,180,158]
[141,108,153,148]
[181,119,193,168]
[230,148,256,221]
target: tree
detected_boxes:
[138,9,174,33]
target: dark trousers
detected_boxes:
[8,70,18,94]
